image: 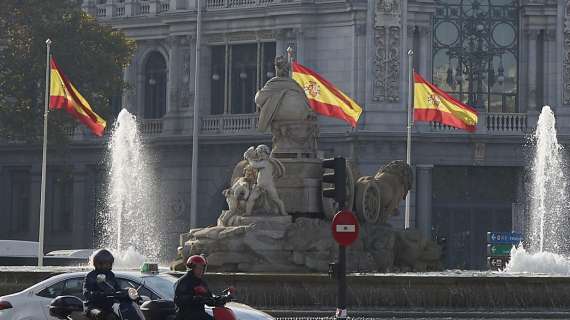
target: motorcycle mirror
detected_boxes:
[127,287,140,301]
[96,274,107,283]
[228,286,236,295]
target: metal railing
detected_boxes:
[201,113,259,135]
[429,112,528,134]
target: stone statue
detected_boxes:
[221,145,286,225]
[245,145,287,216]
[255,56,317,156]
[354,160,414,224]
[255,56,314,132]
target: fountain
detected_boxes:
[505,106,570,274]
[97,109,160,266]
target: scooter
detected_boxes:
[49,274,145,320]
[139,288,237,320]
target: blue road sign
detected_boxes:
[487,232,523,244]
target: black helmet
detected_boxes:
[92,249,114,270]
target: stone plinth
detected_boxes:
[273,158,322,214]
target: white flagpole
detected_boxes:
[405,49,414,230]
[38,39,52,266]
[190,0,202,229]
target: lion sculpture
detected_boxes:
[355,160,413,224]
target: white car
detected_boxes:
[0,271,274,320]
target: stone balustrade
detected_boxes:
[86,0,300,18]
[201,113,259,135]
[429,112,528,135]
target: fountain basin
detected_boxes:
[3,269,570,309]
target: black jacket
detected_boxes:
[173,272,212,319]
[83,270,121,311]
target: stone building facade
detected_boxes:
[0,0,566,269]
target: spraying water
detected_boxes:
[527,106,569,254]
[98,109,160,263]
[504,106,570,274]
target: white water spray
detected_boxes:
[505,106,570,274]
[98,109,160,263]
[528,106,569,254]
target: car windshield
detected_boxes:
[141,274,176,300]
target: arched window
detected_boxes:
[433,0,519,113]
[144,52,167,119]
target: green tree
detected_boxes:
[0,0,135,141]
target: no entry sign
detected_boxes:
[331,209,360,246]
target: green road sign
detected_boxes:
[487,244,514,256]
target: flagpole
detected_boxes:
[190,0,202,229]
[405,49,413,230]
[38,39,52,266]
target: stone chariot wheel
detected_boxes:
[355,178,382,224]
[322,161,356,220]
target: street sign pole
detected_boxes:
[331,209,358,319]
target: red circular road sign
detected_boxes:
[331,209,360,246]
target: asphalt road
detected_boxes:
[267,309,570,319]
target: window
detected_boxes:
[210,42,276,115]
[433,0,518,112]
[144,52,167,119]
[116,278,160,300]
[9,170,30,233]
[37,281,65,299]
[63,278,84,298]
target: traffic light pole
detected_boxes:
[336,243,347,319]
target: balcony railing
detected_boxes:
[206,0,275,9]
[428,112,528,134]
[139,119,163,136]
[201,114,259,135]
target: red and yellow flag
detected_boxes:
[49,57,106,136]
[291,61,362,127]
[413,72,478,132]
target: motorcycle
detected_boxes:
[49,274,145,320]
[139,287,238,320]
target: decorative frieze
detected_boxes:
[564,5,570,105]
[373,0,401,103]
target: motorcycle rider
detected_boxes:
[174,255,215,320]
[83,249,121,320]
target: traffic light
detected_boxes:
[322,157,347,207]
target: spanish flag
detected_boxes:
[292,62,362,127]
[49,57,106,136]
[414,72,478,132]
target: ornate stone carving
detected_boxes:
[387,26,401,102]
[564,6,570,105]
[220,145,287,226]
[376,0,400,16]
[373,27,387,102]
[373,0,401,103]
[563,31,570,105]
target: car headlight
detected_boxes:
[127,288,139,301]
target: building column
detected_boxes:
[527,29,539,111]
[72,165,87,248]
[416,164,433,239]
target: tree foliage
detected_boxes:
[0,0,135,142]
